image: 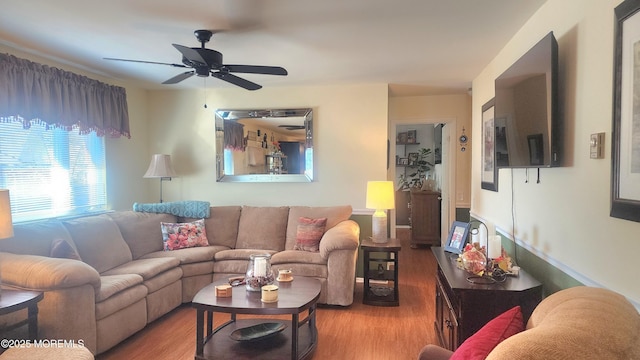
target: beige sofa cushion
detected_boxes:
[0,345,94,360]
[236,206,289,251]
[63,215,133,273]
[108,211,177,259]
[141,245,224,265]
[488,286,640,360]
[101,257,180,280]
[181,206,242,248]
[285,205,352,250]
[0,220,78,257]
[96,274,144,302]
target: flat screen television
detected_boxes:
[494,31,561,168]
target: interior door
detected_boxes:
[440,124,451,245]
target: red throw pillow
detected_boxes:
[450,306,524,360]
[294,217,327,252]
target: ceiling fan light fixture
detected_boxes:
[105,29,288,90]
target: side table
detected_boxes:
[361,238,401,306]
[0,289,44,341]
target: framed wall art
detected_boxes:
[612,0,640,222]
[481,98,498,191]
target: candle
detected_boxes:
[471,229,479,246]
[488,235,502,259]
[254,257,266,277]
[478,226,487,250]
[486,221,495,237]
[261,285,278,302]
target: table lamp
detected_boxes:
[0,190,14,297]
[143,154,177,203]
[366,181,395,243]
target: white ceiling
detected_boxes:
[0,0,546,97]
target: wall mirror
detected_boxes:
[215,108,313,182]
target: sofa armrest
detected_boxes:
[319,220,360,260]
[0,252,101,291]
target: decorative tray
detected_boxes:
[229,322,287,342]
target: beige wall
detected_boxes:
[389,94,472,208]
[472,0,639,306]
[144,84,389,210]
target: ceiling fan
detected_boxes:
[105,29,287,90]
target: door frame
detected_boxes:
[389,117,457,245]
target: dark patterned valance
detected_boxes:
[0,53,130,138]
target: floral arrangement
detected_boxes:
[494,248,514,273]
[458,243,487,275]
[457,242,514,276]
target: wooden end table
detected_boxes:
[361,238,401,306]
[192,277,320,360]
[0,289,44,341]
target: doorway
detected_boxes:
[390,119,456,246]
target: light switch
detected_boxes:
[590,133,605,159]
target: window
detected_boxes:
[0,120,107,222]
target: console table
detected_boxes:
[431,247,542,351]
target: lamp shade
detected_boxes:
[366,181,395,210]
[143,154,177,178]
[0,190,14,239]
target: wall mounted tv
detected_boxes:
[494,31,561,168]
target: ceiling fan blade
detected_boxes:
[172,44,208,65]
[211,71,261,90]
[224,65,288,76]
[104,58,188,68]
[278,125,305,130]
[162,71,195,84]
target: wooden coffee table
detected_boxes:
[192,277,321,360]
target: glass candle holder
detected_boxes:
[245,254,275,291]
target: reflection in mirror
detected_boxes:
[215,108,313,182]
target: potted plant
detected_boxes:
[397,148,433,190]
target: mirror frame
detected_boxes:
[215,108,314,182]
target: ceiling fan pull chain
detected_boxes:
[203,78,208,109]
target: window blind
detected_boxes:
[0,120,106,222]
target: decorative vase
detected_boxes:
[245,254,275,291]
[461,248,487,275]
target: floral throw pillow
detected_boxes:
[294,217,327,252]
[161,219,209,251]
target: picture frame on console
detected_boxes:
[481,98,498,191]
[612,0,640,223]
[444,221,470,254]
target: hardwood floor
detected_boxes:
[96,229,439,360]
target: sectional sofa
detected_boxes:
[0,205,360,355]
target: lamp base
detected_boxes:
[371,210,388,243]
